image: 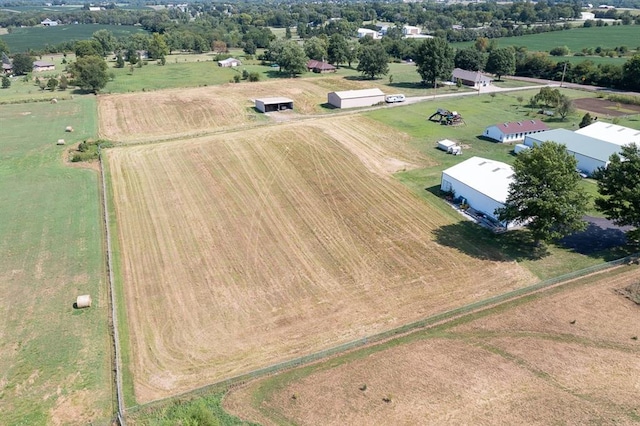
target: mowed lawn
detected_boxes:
[366,87,639,279]
[0,97,112,425]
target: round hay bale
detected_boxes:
[76,294,92,309]
[51,98,58,104]
[65,126,74,132]
[57,139,65,145]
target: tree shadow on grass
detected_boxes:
[387,81,428,90]
[432,222,550,262]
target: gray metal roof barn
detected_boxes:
[255,97,294,113]
[327,88,385,109]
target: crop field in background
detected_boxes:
[106,115,539,403]
[0,24,148,53]
[0,97,112,425]
[224,265,640,425]
[453,25,640,54]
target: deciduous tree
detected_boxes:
[556,95,575,120]
[485,47,515,80]
[304,36,328,61]
[454,47,485,71]
[593,143,640,243]
[1,75,10,88]
[68,55,109,93]
[92,29,116,57]
[11,53,33,75]
[414,37,454,87]
[356,43,389,79]
[327,33,348,67]
[496,142,589,245]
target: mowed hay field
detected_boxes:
[107,115,537,403]
[225,266,640,425]
[0,98,112,425]
[98,77,384,143]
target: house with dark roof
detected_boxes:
[1,52,12,74]
[306,60,336,73]
[451,68,492,89]
[33,61,55,72]
[483,119,550,143]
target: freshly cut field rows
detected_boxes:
[225,268,640,425]
[107,116,535,403]
[98,77,380,143]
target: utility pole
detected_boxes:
[560,61,567,88]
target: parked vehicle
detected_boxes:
[385,94,406,103]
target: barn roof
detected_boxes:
[442,156,513,203]
[307,60,336,71]
[330,88,385,100]
[489,119,549,135]
[33,61,54,67]
[255,97,293,104]
[575,121,640,146]
[526,128,623,163]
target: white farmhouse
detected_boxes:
[356,28,380,39]
[440,157,516,228]
[483,119,549,143]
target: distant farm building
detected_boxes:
[441,156,516,228]
[327,88,385,109]
[524,128,626,175]
[218,58,241,67]
[484,119,549,143]
[357,28,380,39]
[307,60,336,73]
[254,97,294,113]
[32,61,55,72]
[451,68,492,89]
[41,18,58,26]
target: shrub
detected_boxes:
[550,46,569,56]
[233,74,241,83]
[248,72,260,82]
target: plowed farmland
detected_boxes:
[98,77,382,143]
[107,116,536,403]
[225,266,640,425]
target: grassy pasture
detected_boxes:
[453,25,640,53]
[224,265,640,425]
[0,24,147,52]
[0,97,112,425]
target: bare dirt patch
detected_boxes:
[108,115,536,403]
[574,97,640,117]
[225,267,640,425]
[97,77,383,143]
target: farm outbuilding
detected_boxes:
[575,121,640,146]
[254,97,294,113]
[441,156,516,228]
[437,139,461,154]
[327,88,385,109]
[32,61,55,72]
[307,60,336,73]
[524,128,623,176]
[218,58,242,67]
[483,119,549,143]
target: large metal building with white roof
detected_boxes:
[327,88,386,109]
[575,121,640,146]
[440,156,515,228]
[524,128,624,175]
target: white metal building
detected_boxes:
[440,157,515,227]
[218,58,242,67]
[524,128,622,175]
[484,120,549,143]
[575,121,640,147]
[254,97,294,113]
[327,88,386,109]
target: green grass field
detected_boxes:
[0,97,112,425]
[366,87,638,279]
[453,25,640,54]
[0,24,148,53]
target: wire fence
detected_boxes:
[126,252,638,417]
[99,146,126,426]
